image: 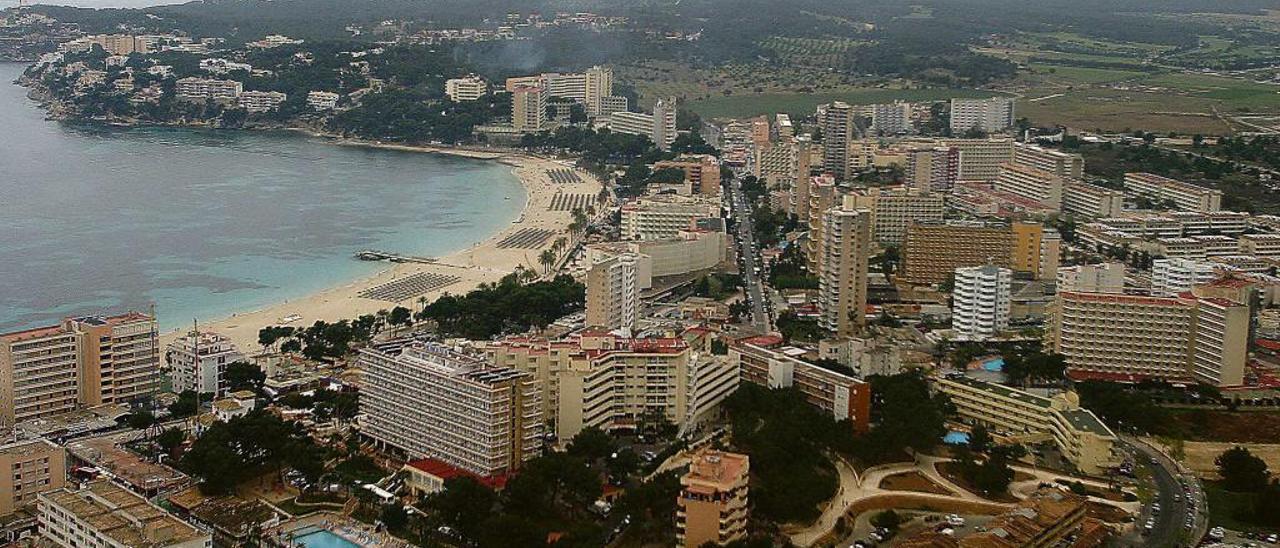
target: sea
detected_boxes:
[0,62,526,331]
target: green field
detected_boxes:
[687,88,1003,119]
[1204,483,1272,533]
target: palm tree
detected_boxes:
[519,268,539,283]
[539,248,557,273]
[553,236,568,257]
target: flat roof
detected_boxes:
[943,376,1053,409]
[41,481,206,548]
[1060,408,1116,438]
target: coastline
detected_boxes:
[157,146,600,355]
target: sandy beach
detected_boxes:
[159,147,602,354]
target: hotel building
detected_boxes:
[904,146,959,194]
[1047,291,1249,386]
[1063,181,1124,218]
[847,189,946,245]
[994,163,1064,209]
[1012,143,1084,179]
[869,101,912,135]
[174,77,242,100]
[358,342,542,477]
[1152,258,1220,297]
[585,252,640,333]
[0,312,160,427]
[653,155,722,196]
[731,342,872,432]
[942,138,1014,182]
[488,332,738,443]
[818,207,872,337]
[38,481,211,548]
[1124,172,1222,212]
[444,74,487,102]
[511,84,547,133]
[901,221,1016,286]
[620,195,721,241]
[952,264,1012,342]
[0,439,65,518]
[676,450,749,548]
[949,97,1015,134]
[236,90,286,113]
[1056,263,1125,294]
[609,97,676,149]
[165,330,245,397]
[1239,233,1280,257]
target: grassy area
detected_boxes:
[1205,482,1271,533]
[688,88,1002,119]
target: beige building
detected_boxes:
[1012,221,1058,279]
[620,194,720,241]
[174,77,241,100]
[1012,143,1084,179]
[804,174,840,272]
[933,376,1119,475]
[585,229,725,290]
[1124,172,1222,212]
[358,342,542,477]
[995,163,1064,209]
[585,252,641,332]
[654,155,722,196]
[901,221,1015,286]
[1063,181,1124,218]
[38,481,211,548]
[905,146,958,194]
[821,102,855,178]
[511,84,547,133]
[949,97,1015,135]
[732,342,872,432]
[847,189,946,245]
[609,97,676,149]
[489,332,738,443]
[677,450,749,548]
[1056,263,1125,294]
[0,312,160,427]
[1047,291,1249,386]
[444,75,487,102]
[0,439,65,517]
[943,137,1014,182]
[818,207,872,337]
[1239,233,1280,257]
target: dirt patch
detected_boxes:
[937,462,1020,503]
[1085,501,1132,524]
[879,471,953,495]
[1152,439,1280,479]
[816,494,1010,547]
[1167,409,1280,443]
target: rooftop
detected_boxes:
[40,481,207,548]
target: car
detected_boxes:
[1268,534,1278,543]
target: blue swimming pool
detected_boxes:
[943,431,970,445]
[294,529,360,548]
[982,358,1005,372]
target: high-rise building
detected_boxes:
[943,138,1015,182]
[1063,181,1125,218]
[165,330,245,397]
[677,450,750,548]
[585,252,640,333]
[0,312,160,427]
[1012,143,1084,179]
[0,439,65,517]
[1011,221,1053,278]
[818,207,871,337]
[511,84,547,133]
[821,101,854,178]
[905,146,959,194]
[38,481,211,548]
[804,174,840,272]
[583,65,613,116]
[1124,172,1223,212]
[1152,258,1219,297]
[1056,263,1126,294]
[901,221,1016,286]
[444,74,487,102]
[870,101,912,135]
[847,189,945,245]
[359,342,542,477]
[1047,291,1249,386]
[949,97,1015,134]
[609,97,677,149]
[995,163,1064,210]
[952,264,1012,341]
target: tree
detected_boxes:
[871,509,902,531]
[224,361,266,394]
[425,477,496,541]
[380,503,409,531]
[126,409,156,430]
[1217,446,1270,492]
[157,427,186,457]
[1254,480,1280,526]
[566,427,615,462]
[388,306,412,328]
[169,390,200,418]
[969,425,993,454]
[539,248,557,273]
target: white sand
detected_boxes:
[158,148,601,354]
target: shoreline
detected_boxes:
[157,145,600,355]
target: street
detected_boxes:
[727,176,772,332]
[1121,437,1210,547]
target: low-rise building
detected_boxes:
[0,439,65,518]
[38,481,211,548]
[444,74,487,102]
[175,77,242,101]
[1124,172,1222,212]
[305,90,339,110]
[677,450,749,548]
[730,341,871,432]
[165,330,244,397]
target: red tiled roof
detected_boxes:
[405,458,508,490]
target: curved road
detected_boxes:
[1121,436,1209,548]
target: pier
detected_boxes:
[354,250,437,264]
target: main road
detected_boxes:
[1120,436,1209,547]
[727,176,771,332]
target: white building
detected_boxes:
[199,57,251,75]
[619,195,720,241]
[38,481,211,548]
[306,90,340,110]
[165,330,244,397]
[1056,263,1125,294]
[1152,258,1219,297]
[818,207,871,337]
[175,77,242,100]
[952,264,1012,341]
[445,75,487,102]
[950,97,1015,135]
[237,90,286,113]
[1124,172,1222,213]
[585,253,640,334]
[870,101,912,135]
[608,97,677,149]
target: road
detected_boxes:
[727,176,771,332]
[1121,436,1209,547]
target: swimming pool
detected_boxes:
[293,528,361,548]
[943,431,970,445]
[981,358,1005,372]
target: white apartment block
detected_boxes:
[870,101,912,135]
[609,97,676,149]
[995,163,1064,209]
[1152,258,1220,297]
[943,138,1014,182]
[237,90,286,113]
[165,330,244,396]
[359,342,542,477]
[1239,233,1280,257]
[1157,237,1208,259]
[619,195,720,241]
[444,74,487,102]
[175,77,242,100]
[585,252,640,333]
[1124,172,1222,212]
[598,95,628,116]
[952,264,1012,341]
[38,481,211,548]
[1062,181,1124,218]
[1012,143,1084,179]
[306,90,339,110]
[1195,235,1240,257]
[818,207,871,337]
[949,97,1015,134]
[1056,263,1125,294]
[198,57,251,75]
[847,189,945,245]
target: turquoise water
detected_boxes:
[294,529,361,548]
[943,431,970,445]
[982,358,1005,372]
[0,63,526,331]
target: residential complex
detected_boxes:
[994,163,1064,209]
[609,97,677,149]
[944,137,1014,182]
[0,312,160,427]
[1063,180,1125,218]
[677,450,749,548]
[444,74,487,102]
[358,342,542,477]
[1047,290,1250,386]
[901,221,1016,286]
[1124,172,1222,212]
[949,97,1015,134]
[165,330,244,396]
[817,207,872,337]
[38,481,211,548]
[731,342,872,432]
[0,439,65,517]
[236,90,286,113]
[585,252,641,333]
[305,90,339,110]
[952,264,1012,341]
[932,375,1119,475]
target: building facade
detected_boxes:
[585,252,640,333]
[165,330,244,397]
[38,481,211,548]
[901,221,1015,286]
[949,97,1015,134]
[952,264,1012,341]
[731,342,872,432]
[818,207,871,337]
[677,450,749,548]
[444,75,487,102]
[1124,172,1222,212]
[0,439,65,518]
